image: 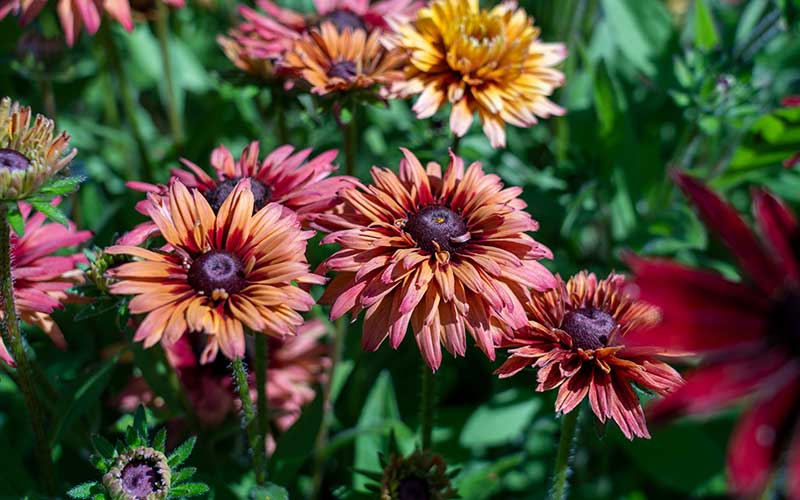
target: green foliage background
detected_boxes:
[1,0,800,498]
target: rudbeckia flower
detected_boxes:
[317,148,555,371]
[391,0,567,148]
[496,271,683,440]
[626,171,800,496]
[0,199,91,366]
[107,180,323,360]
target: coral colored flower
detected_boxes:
[115,320,329,446]
[280,23,406,96]
[106,180,324,360]
[119,142,354,245]
[0,0,183,46]
[625,172,800,497]
[496,271,683,440]
[218,0,420,76]
[391,0,567,148]
[0,96,76,200]
[0,199,91,366]
[317,148,555,371]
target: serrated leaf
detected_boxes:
[153,428,167,453]
[126,424,142,448]
[89,454,109,473]
[39,175,85,196]
[29,199,69,226]
[91,434,115,460]
[168,482,209,498]
[67,481,98,498]
[168,436,196,468]
[172,466,196,484]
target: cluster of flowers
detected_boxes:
[1,0,799,498]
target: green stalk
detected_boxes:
[254,334,269,480]
[231,356,266,484]
[342,105,358,176]
[310,316,347,499]
[419,362,436,451]
[549,407,581,500]
[154,2,184,148]
[98,24,156,182]
[0,203,55,495]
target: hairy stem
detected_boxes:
[342,106,358,176]
[231,356,266,484]
[254,334,269,480]
[549,407,581,500]
[154,1,184,148]
[420,362,436,451]
[0,203,55,495]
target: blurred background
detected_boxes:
[1,0,799,498]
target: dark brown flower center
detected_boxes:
[0,149,31,172]
[204,177,271,213]
[121,459,161,499]
[405,205,469,254]
[398,476,430,500]
[321,9,367,31]
[327,60,358,79]
[561,307,616,350]
[188,251,246,297]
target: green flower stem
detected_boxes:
[0,203,55,495]
[254,333,269,479]
[154,2,184,148]
[549,407,581,500]
[98,24,156,182]
[310,316,347,499]
[342,105,358,177]
[420,362,436,451]
[451,133,461,156]
[231,356,266,485]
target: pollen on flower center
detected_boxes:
[121,459,161,498]
[397,476,431,500]
[0,148,31,172]
[321,9,366,31]
[327,60,358,79]
[205,177,271,213]
[404,205,470,254]
[561,307,616,350]
[188,251,246,297]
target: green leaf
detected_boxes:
[168,436,197,468]
[67,481,99,499]
[249,483,289,500]
[125,424,143,448]
[153,428,167,453]
[39,176,85,196]
[592,60,618,137]
[133,405,148,441]
[91,434,115,460]
[353,370,401,490]
[601,0,672,77]
[167,482,209,498]
[694,0,720,51]
[51,355,118,446]
[734,0,770,52]
[7,208,24,236]
[455,453,525,500]
[171,466,196,484]
[459,389,541,449]
[29,199,69,226]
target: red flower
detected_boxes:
[118,142,354,245]
[0,200,91,366]
[626,171,800,497]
